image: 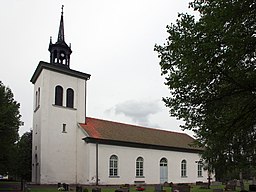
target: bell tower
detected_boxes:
[31,6,90,184]
[48,5,72,67]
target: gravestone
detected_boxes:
[76,185,83,192]
[211,181,222,186]
[92,187,101,192]
[225,184,236,191]
[121,184,130,192]
[155,184,163,192]
[171,184,190,192]
[62,183,69,191]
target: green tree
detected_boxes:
[155,0,256,187]
[16,131,32,181]
[0,81,22,175]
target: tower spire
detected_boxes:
[57,5,65,42]
[48,5,72,68]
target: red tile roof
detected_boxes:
[79,117,202,153]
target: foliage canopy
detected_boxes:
[155,0,256,179]
[16,131,32,181]
[0,81,22,174]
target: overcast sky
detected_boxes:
[0,0,196,137]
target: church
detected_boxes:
[30,9,209,185]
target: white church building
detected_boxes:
[31,9,208,185]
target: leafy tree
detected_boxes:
[16,131,32,181]
[155,0,256,186]
[0,81,22,175]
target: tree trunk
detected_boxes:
[239,171,245,191]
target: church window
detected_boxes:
[160,158,168,183]
[55,85,63,106]
[181,159,187,177]
[35,124,38,134]
[35,87,41,111]
[197,161,203,177]
[109,155,118,177]
[136,157,144,177]
[66,88,74,108]
[62,124,67,133]
[38,88,40,107]
[160,158,168,166]
[35,91,38,109]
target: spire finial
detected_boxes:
[49,36,52,45]
[61,5,64,16]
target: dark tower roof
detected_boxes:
[48,5,72,68]
[57,6,65,43]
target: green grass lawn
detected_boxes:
[26,185,220,192]
[0,181,22,191]
[28,184,247,192]
[0,181,251,192]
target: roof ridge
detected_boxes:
[86,117,189,137]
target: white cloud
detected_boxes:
[110,99,161,127]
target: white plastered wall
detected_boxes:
[76,126,90,184]
[32,68,87,184]
[86,143,209,185]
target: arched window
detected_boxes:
[35,91,38,109]
[160,158,168,166]
[109,155,118,177]
[160,158,168,183]
[197,161,203,177]
[55,85,63,106]
[136,157,144,177]
[181,159,187,177]
[66,88,74,108]
[38,88,40,107]
[35,87,41,110]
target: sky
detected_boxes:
[0,0,196,137]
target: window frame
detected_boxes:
[109,155,118,177]
[35,87,41,111]
[160,157,168,167]
[55,85,63,106]
[66,88,74,108]
[197,161,203,177]
[181,159,187,177]
[136,157,144,177]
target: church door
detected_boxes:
[160,158,168,183]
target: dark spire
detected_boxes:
[57,5,65,43]
[49,36,52,45]
[48,5,72,68]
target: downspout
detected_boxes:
[96,142,99,186]
[75,124,78,184]
[85,80,87,122]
